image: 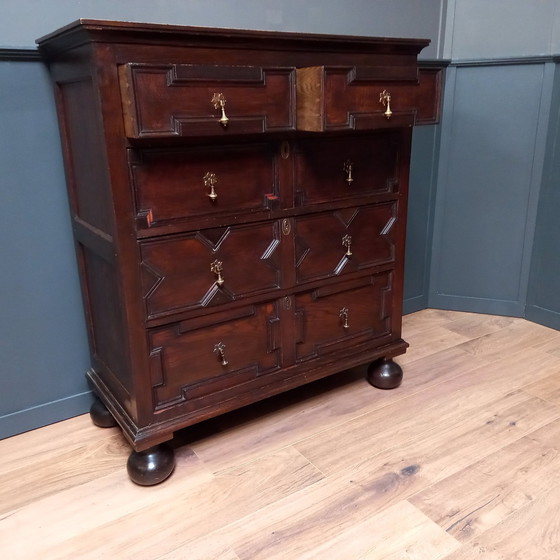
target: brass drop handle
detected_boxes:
[213,342,229,366]
[204,172,218,201]
[342,234,352,257]
[379,89,392,119]
[212,92,229,126]
[210,259,225,286]
[343,160,354,186]
[339,307,350,329]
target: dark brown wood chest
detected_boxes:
[37,20,441,484]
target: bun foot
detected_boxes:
[127,444,175,486]
[367,358,403,389]
[90,398,118,428]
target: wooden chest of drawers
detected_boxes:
[38,20,440,484]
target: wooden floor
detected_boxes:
[3,309,560,559]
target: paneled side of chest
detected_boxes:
[38,21,437,485]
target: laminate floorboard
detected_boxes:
[2,309,560,559]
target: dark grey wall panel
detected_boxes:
[403,124,441,314]
[2,0,443,58]
[429,63,549,315]
[436,1,560,328]
[445,0,560,60]
[527,63,560,330]
[0,60,91,439]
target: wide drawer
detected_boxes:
[148,302,282,411]
[294,203,397,284]
[297,65,427,131]
[119,63,296,139]
[130,143,279,229]
[140,221,282,320]
[294,132,401,206]
[295,272,393,362]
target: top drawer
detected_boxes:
[296,65,436,131]
[119,63,297,139]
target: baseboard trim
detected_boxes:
[427,294,525,318]
[403,295,429,315]
[525,304,560,331]
[0,391,92,440]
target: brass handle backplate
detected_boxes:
[380,90,392,119]
[204,172,218,201]
[339,307,350,329]
[211,259,225,286]
[213,342,228,366]
[342,234,352,257]
[212,92,229,126]
[343,160,354,186]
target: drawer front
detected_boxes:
[149,302,281,412]
[120,63,296,139]
[294,133,400,206]
[130,143,279,229]
[141,221,282,320]
[295,273,393,362]
[294,203,397,284]
[297,66,421,131]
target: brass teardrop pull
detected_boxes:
[280,141,290,160]
[212,92,229,126]
[210,259,225,286]
[343,160,354,186]
[213,342,228,366]
[379,90,392,119]
[204,172,218,201]
[342,234,352,257]
[339,307,350,329]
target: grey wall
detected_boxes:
[0,1,445,438]
[526,62,560,330]
[429,0,560,319]
[443,0,560,59]
[2,0,444,57]
[429,61,553,315]
[404,125,441,313]
[0,59,92,438]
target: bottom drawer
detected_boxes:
[148,302,282,412]
[295,271,394,362]
[147,271,395,418]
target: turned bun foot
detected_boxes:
[367,357,403,389]
[127,444,176,486]
[89,398,118,428]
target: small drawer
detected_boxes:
[294,273,393,362]
[119,63,296,139]
[148,302,282,411]
[294,203,397,284]
[130,143,279,229]
[297,65,422,131]
[140,221,282,320]
[294,133,401,206]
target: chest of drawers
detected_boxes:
[38,20,440,485]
